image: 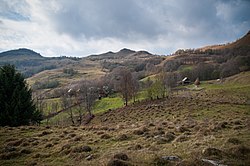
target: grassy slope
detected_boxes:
[43,95,124,125]
[177,65,194,72]
[43,92,148,125]
[0,72,250,165]
[93,95,124,114]
[27,59,105,87]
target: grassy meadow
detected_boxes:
[0,72,250,165]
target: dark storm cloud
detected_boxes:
[51,0,250,44]
[52,0,163,40]
[152,0,249,41]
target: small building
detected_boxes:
[181,77,191,85]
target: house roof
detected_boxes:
[182,77,188,82]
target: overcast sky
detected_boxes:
[0,0,249,57]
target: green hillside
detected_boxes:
[0,71,250,165]
[0,48,43,59]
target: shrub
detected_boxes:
[32,80,59,90]
[63,68,78,76]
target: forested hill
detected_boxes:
[87,48,153,60]
[0,47,161,79]
[0,48,43,59]
[0,48,72,78]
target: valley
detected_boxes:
[0,31,250,165]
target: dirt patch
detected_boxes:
[164,132,176,143]
[72,145,92,153]
[114,153,129,161]
[202,147,224,158]
[128,144,143,150]
[1,146,17,153]
[73,136,82,141]
[117,134,129,141]
[133,129,144,135]
[0,151,21,160]
[32,153,50,158]
[45,143,53,148]
[20,148,32,154]
[7,138,26,147]
[107,152,130,166]
[175,135,189,142]
[100,133,112,139]
[152,156,171,166]
[229,145,250,158]
[107,159,130,166]
[226,138,241,145]
[69,133,77,138]
[38,130,52,137]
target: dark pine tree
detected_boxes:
[0,64,42,126]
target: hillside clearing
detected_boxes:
[1,72,250,165]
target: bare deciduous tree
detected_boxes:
[78,80,98,116]
[152,78,165,99]
[60,92,75,125]
[131,73,140,102]
[112,67,135,106]
[145,77,153,100]
[164,72,178,89]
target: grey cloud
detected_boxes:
[50,0,250,44]
[1,0,249,56]
[153,0,249,43]
[0,0,30,21]
[52,0,163,40]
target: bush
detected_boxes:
[63,68,78,76]
[32,80,59,90]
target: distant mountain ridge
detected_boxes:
[0,30,249,79]
[1,30,249,59]
[87,48,152,61]
[0,47,157,78]
[0,48,43,59]
[0,48,55,77]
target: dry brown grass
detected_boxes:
[1,81,250,165]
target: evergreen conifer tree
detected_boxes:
[0,65,42,126]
